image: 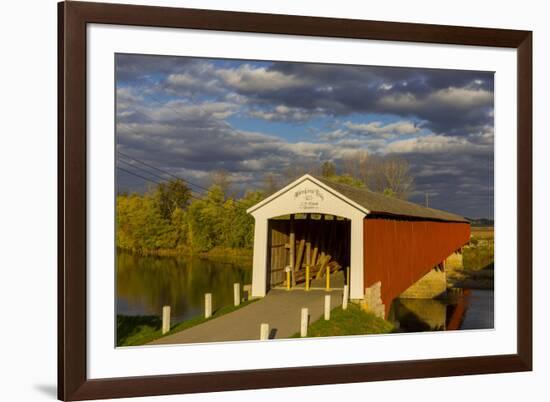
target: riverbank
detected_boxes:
[117,246,253,262]
[447,227,494,290]
[117,299,258,346]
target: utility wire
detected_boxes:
[116,75,224,195]
[118,158,171,184]
[116,77,258,209]
[116,166,163,186]
[117,147,256,209]
[118,166,243,230]
[117,148,210,193]
[116,166,233,206]
[118,159,208,200]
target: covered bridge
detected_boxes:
[246,174,470,316]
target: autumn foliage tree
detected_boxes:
[367,155,414,199]
[116,179,263,254]
[339,151,415,199]
[153,179,191,220]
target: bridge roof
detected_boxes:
[313,176,468,223]
[248,174,468,223]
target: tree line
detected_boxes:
[268,150,414,199]
[116,179,263,254]
[117,152,414,255]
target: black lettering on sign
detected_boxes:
[294,188,324,210]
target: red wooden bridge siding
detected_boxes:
[363,218,470,313]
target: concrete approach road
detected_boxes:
[148,288,343,345]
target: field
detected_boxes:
[469,226,494,240]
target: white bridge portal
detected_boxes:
[246,174,368,300]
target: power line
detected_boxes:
[118,158,171,184]
[118,160,209,200]
[118,149,181,181]
[117,166,163,186]
[118,166,244,229]
[117,149,210,193]
[115,79,257,209]
[116,148,255,210]
[116,166,229,206]
[116,76,225,195]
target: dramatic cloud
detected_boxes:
[117,98,238,127]
[115,54,494,218]
[344,120,421,138]
[216,64,309,92]
[248,105,319,122]
[385,134,491,154]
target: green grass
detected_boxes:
[117,299,258,346]
[447,230,494,290]
[463,240,494,271]
[118,246,253,262]
[453,264,494,290]
[117,315,162,346]
[290,303,394,338]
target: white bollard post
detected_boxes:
[342,285,349,310]
[243,284,252,301]
[324,295,331,320]
[300,308,309,337]
[260,323,270,340]
[233,283,241,307]
[162,305,171,334]
[205,293,212,318]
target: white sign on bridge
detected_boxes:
[293,188,325,210]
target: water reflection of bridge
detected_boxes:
[389,289,473,332]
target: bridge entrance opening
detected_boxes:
[266,213,351,291]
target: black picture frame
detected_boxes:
[58,1,532,400]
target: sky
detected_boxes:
[115,53,494,219]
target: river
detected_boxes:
[389,289,494,332]
[117,251,252,323]
[118,252,493,332]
